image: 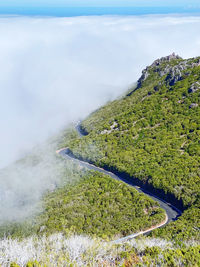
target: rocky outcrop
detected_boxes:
[151,53,182,67]
[136,54,200,89]
[136,53,182,88]
[189,103,198,109]
[165,59,200,86]
[188,82,200,93]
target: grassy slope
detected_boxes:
[68,56,200,241]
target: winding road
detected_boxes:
[57,124,182,243]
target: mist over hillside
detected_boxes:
[1,15,200,168]
[1,14,200,223]
[0,139,69,222]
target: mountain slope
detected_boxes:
[1,55,199,266]
[0,128,165,240]
[68,54,200,240]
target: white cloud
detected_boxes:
[0,14,200,222]
[0,15,200,168]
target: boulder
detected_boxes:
[188,82,200,93]
[189,103,198,109]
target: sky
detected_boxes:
[0,14,200,220]
[1,0,200,17]
[0,0,200,7]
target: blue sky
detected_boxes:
[0,0,200,7]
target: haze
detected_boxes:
[1,15,200,168]
[1,14,200,222]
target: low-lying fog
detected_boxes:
[1,14,200,222]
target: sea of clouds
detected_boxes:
[0,14,200,222]
[1,15,200,168]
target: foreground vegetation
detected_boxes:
[1,234,199,266]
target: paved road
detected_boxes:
[57,124,182,242]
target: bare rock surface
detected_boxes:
[136,53,200,89]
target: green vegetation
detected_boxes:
[0,170,165,239]
[121,243,200,267]
[38,171,165,238]
[0,126,165,240]
[67,55,200,241]
[151,202,200,242]
[0,159,87,239]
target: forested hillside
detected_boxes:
[1,55,199,266]
[38,172,165,238]
[68,54,200,241]
[0,128,165,240]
